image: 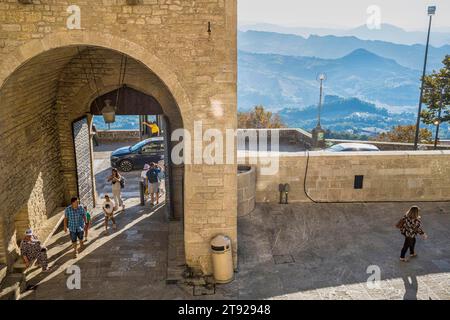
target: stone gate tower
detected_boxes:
[0,0,237,276]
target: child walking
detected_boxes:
[83,205,92,242]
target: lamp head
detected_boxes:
[428,6,436,15]
[317,73,327,82]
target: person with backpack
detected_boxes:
[396,206,428,262]
[108,168,125,211]
[146,162,163,206]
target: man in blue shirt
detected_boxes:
[64,197,87,258]
[146,162,163,206]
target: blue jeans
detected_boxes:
[70,230,84,243]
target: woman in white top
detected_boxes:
[107,168,124,210]
[141,164,151,199]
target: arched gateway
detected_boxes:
[0,1,237,277]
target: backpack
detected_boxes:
[396,216,406,229]
[147,169,159,183]
[120,177,125,189]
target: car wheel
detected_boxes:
[119,160,133,172]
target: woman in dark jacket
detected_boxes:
[399,206,428,262]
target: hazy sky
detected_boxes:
[238,0,450,31]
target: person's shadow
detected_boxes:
[402,275,418,300]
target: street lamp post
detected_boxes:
[312,73,327,149]
[317,73,326,127]
[414,5,436,150]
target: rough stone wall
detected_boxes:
[0,49,66,266]
[0,216,6,265]
[242,151,450,203]
[0,0,237,273]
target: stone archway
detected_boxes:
[0,34,189,271]
[52,46,185,219]
[0,25,238,275]
[0,31,193,126]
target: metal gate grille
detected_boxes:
[72,117,94,210]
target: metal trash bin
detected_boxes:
[211,235,234,284]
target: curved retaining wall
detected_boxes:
[237,165,256,216]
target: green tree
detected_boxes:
[373,125,432,143]
[238,105,286,129]
[421,55,450,126]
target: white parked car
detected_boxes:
[325,143,380,152]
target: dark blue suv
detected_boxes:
[110,137,164,172]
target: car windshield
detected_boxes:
[327,144,345,152]
[130,140,150,152]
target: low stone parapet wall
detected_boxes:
[96,130,140,143]
[239,150,450,203]
[237,128,312,150]
[326,139,450,151]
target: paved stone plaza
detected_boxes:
[18,201,450,300]
[234,202,450,300]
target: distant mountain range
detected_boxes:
[95,25,450,138]
[238,49,421,111]
[278,95,448,137]
[239,23,450,47]
[238,30,449,71]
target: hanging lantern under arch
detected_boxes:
[102,99,116,124]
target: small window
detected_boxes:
[354,175,364,189]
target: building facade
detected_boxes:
[0,0,237,275]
